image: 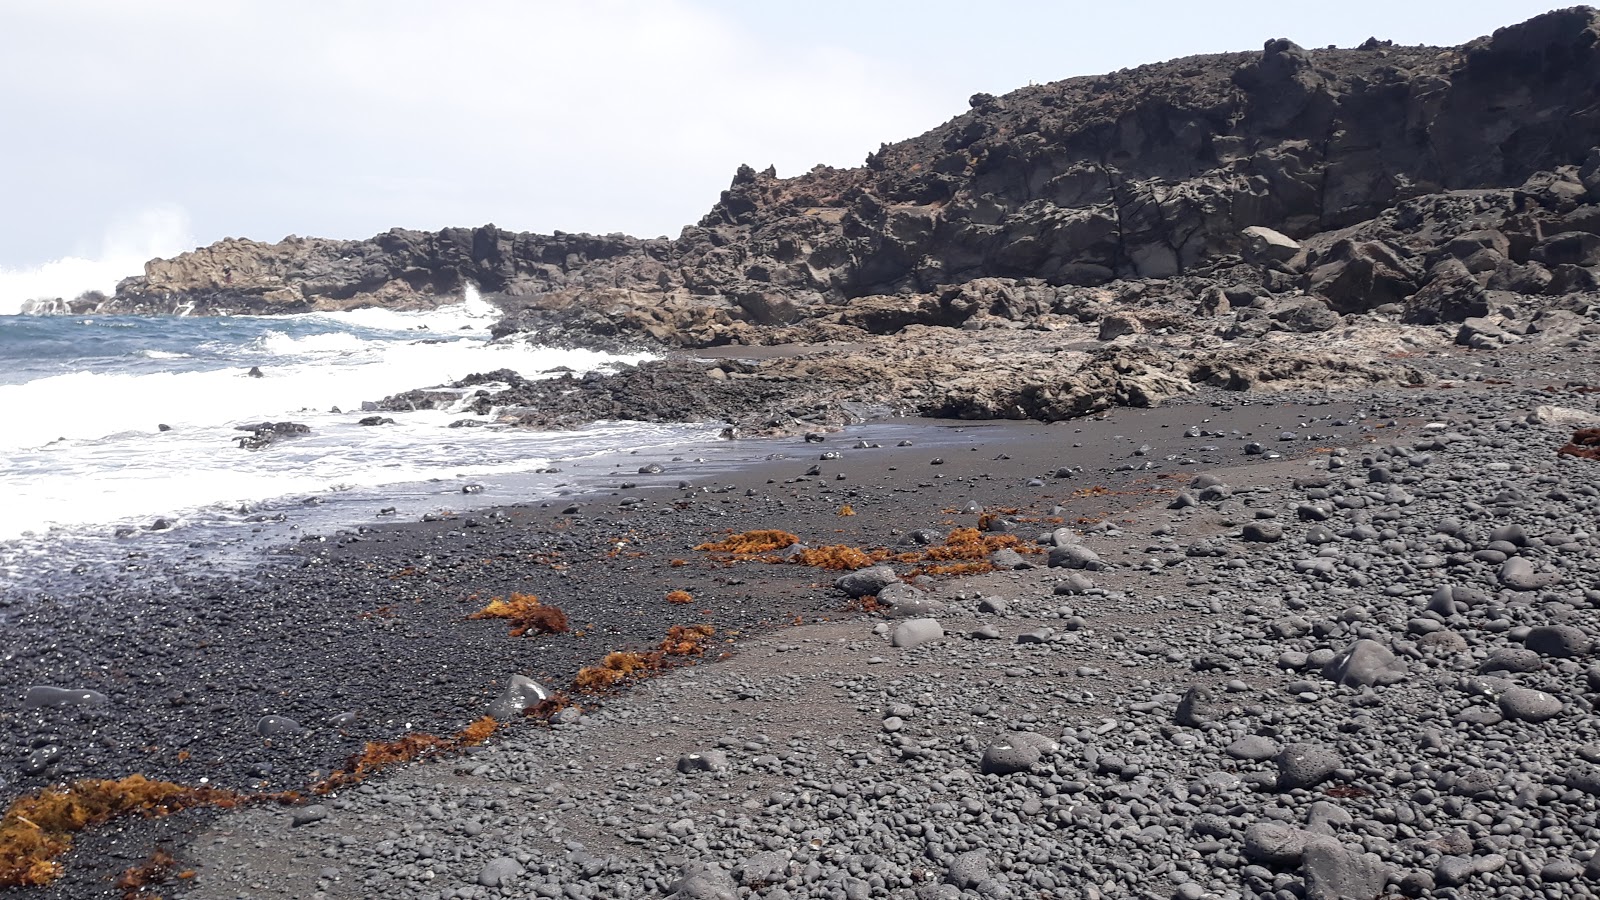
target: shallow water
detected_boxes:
[0,292,706,590]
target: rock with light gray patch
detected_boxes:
[891,618,945,649]
[835,565,899,598]
[1499,686,1563,722]
[477,857,524,888]
[1243,822,1311,865]
[1498,557,1557,590]
[1302,840,1392,900]
[669,862,739,899]
[1323,639,1407,688]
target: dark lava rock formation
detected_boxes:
[46,10,1600,432]
[87,8,1600,340]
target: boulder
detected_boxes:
[1531,231,1600,268]
[1307,240,1420,314]
[835,565,899,598]
[1403,259,1488,324]
[1323,639,1407,688]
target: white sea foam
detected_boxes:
[0,336,647,452]
[0,298,665,543]
[0,206,194,315]
[292,284,504,335]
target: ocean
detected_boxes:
[0,290,730,591]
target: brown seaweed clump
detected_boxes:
[312,716,498,795]
[1559,427,1600,460]
[574,624,717,692]
[115,846,192,899]
[0,775,241,887]
[694,530,799,554]
[666,590,694,604]
[789,545,890,571]
[468,592,570,636]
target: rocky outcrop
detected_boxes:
[83,8,1600,341]
[51,9,1600,430]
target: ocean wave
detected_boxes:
[0,337,653,451]
[290,286,503,335]
[133,348,192,359]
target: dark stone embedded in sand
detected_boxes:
[835,565,898,598]
[257,715,304,738]
[24,686,110,709]
[22,745,63,775]
[676,750,729,774]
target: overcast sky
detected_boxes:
[0,0,1568,297]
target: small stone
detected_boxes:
[290,805,329,827]
[677,750,730,774]
[891,619,945,649]
[477,857,524,888]
[1499,686,1563,722]
[1277,743,1340,791]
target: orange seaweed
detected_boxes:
[468,592,569,637]
[666,590,694,605]
[694,530,799,554]
[115,846,178,899]
[789,545,888,570]
[574,625,717,693]
[1,776,240,888]
[312,716,499,794]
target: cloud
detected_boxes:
[0,1,951,269]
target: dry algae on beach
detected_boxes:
[0,776,244,887]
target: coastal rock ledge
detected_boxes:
[36,9,1600,428]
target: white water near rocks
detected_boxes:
[0,290,726,587]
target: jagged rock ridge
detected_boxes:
[85,7,1600,352]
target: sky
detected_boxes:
[0,0,1572,302]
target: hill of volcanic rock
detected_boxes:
[87,6,1600,352]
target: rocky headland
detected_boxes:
[7,9,1600,900]
[50,8,1600,433]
